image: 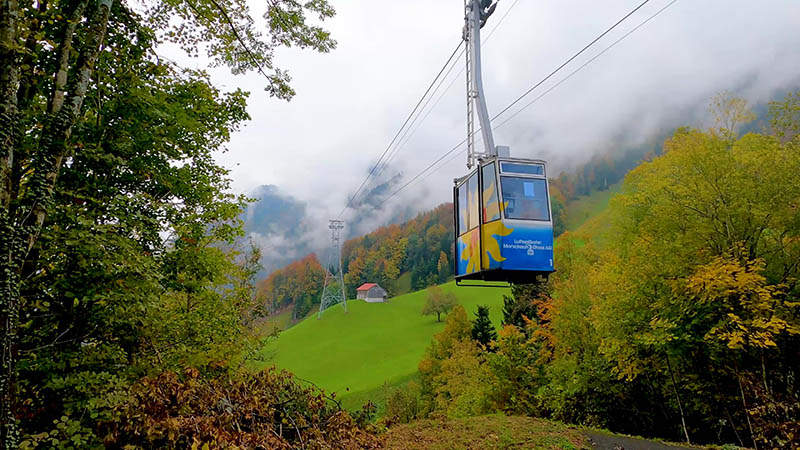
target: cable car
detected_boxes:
[454,156,554,284]
[454,0,554,285]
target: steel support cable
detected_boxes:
[356,0,523,208]
[490,0,651,124]
[374,134,470,210]
[382,0,522,169]
[394,143,466,199]
[375,0,678,210]
[493,0,679,130]
[374,47,465,177]
[336,40,464,219]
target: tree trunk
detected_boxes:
[665,354,691,445]
[0,0,112,446]
[0,229,23,449]
[1,0,20,210]
[735,364,759,450]
[21,0,111,255]
[1,0,21,444]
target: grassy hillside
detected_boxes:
[563,182,621,231]
[257,184,626,407]
[384,415,698,450]
[258,281,508,398]
[260,187,624,403]
[384,415,588,449]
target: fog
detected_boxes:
[191,0,800,269]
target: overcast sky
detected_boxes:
[179,0,800,243]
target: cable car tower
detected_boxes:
[454,0,555,285]
[318,220,347,318]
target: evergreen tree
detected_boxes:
[502,283,548,329]
[471,305,497,348]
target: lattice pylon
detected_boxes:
[318,220,347,319]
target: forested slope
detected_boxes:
[258,204,457,319]
[383,94,800,449]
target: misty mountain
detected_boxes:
[242,177,414,276]
[242,185,317,276]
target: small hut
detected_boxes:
[356,283,388,303]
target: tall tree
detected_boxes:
[0,0,335,445]
[590,96,800,445]
[471,305,496,348]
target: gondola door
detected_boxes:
[454,169,481,278]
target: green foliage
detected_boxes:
[550,185,568,236]
[146,0,336,100]
[769,91,800,142]
[418,306,492,418]
[1,0,338,445]
[422,285,459,322]
[15,53,269,448]
[384,381,424,425]
[471,305,497,348]
[563,93,799,446]
[502,283,548,330]
[488,325,541,416]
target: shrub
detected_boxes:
[106,367,381,449]
[384,381,425,425]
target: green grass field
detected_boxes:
[258,281,508,399]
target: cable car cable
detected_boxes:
[337,40,464,220]
[490,0,652,124]
[494,0,679,130]
[381,0,521,172]
[352,0,523,210]
[374,0,676,210]
[374,135,470,210]
[373,47,465,179]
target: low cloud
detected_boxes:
[217,0,799,274]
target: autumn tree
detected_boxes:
[489,325,542,415]
[437,250,450,283]
[588,94,800,446]
[709,91,756,142]
[258,254,324,319]
[418,305,492,418]
[422,285,458,322]
[502,282,549,330]
[769,91,800,143]
[404,92,800,448]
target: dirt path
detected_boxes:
[585,431,695,450]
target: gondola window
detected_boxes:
[500,176,549,221]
